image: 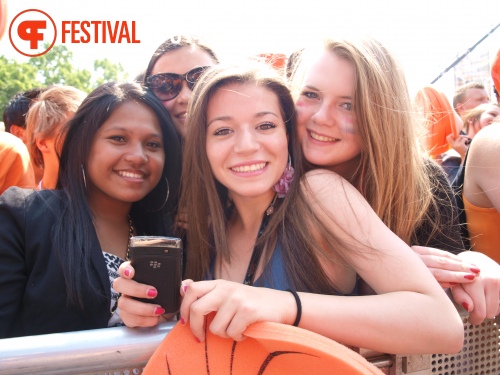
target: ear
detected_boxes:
[9,125,26,141]
[36,136,51,153]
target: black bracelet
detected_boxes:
[286,289,302,327]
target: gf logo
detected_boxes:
[9,9,57,57]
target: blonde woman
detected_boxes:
[26,85,86,189]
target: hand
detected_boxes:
[113,261,167,327]
[411,246,480,288]
[446,133,469,160]
[176,211,188,230]
[179,280,296,342]
[451,252,500,325]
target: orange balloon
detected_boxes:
[143,313,384,375]
[0,0,7,41]
[492,48,500,94]
[414,86,458,158]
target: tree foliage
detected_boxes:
[0,44,129,116]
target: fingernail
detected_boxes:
[194,336,200,343]
[147,288,158,297]
[124,269,131,277]
[449,282,458,286]
[470,266,480,274]
[154,307,165,315]
[180,317,185,325]
[183,285,188,293]
[464,274,476,280]
[462,302,470,311]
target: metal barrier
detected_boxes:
[0,308,498,375]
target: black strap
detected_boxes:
[451,146,470,249]
[242,213,272,286]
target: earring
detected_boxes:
[81,165,87,190]
[273,155,295,198]
[144,175,170,212]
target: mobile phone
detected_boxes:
[129,236,183,314]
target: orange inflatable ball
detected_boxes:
[492,48,500,95]
[414,85,458,159]
[0,0,7,41]
[143,314,384,375]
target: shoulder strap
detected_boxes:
[451,148,470,249]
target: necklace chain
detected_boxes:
[125,215,134,261]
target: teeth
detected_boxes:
[177,113,187,118]
[231,163,266,173]
[310,131,337,142]
[118,171,143,179]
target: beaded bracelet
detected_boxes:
[286,289,302,327]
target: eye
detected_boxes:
[213,127,232,136]
[109,135,125,142]
[301,90,319,100]
[257,122,277,130]
[146,141,162,149]
[341,102,352,111]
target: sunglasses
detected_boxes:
[146,66,209,101]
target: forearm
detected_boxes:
[296,291,463,355]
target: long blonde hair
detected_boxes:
[293,37,442,245]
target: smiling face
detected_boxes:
[295,50,361,177]
[205,83,288,202]
[86,101,165,209]
[151,46,216,137]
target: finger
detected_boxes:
[451,284,475,316]
[118,261,135,278]
[180,279,195,297]
[113,276,158,300]
[117,294,164,327]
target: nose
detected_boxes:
[176,82,192,105]
[233,126,260,154]
[125,142,148,165]
[311,102,336,127]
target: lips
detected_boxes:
[309,131,339,142]
[231,162,267,173]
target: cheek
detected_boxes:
[162,100,176,114]
[338,114,356,135]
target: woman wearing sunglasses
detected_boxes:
[144,35,219,139]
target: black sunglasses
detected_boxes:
[146,66,209,101]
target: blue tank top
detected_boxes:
[207,244,358,295]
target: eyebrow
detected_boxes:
[207,111,280,126]
[100,126,162,138]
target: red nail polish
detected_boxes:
[464,274,476,280]
[147,288,158,297]
[462,302,469,311]
[180,317,185,325]
[183,285,188,293]
[124,269,131,277]
[449,282,458,286]
[154,307,165,315]
[194,336,200,343]
[470,266,480,274]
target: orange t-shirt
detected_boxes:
[464,194,500,263]
[0,132,36,194]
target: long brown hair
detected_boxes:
[293,37,446,245]
[181,64,352,293]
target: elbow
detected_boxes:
[435,317,464,354]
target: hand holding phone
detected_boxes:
[129,236,182,314]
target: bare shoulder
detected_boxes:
[302,169,360,199]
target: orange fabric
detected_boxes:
[0,132,36,194]
[143,313,383,375]
[464,194,500,263]
[414,86,458,158]
[253,53,287,72]
[492,48,500,94]
[0,0,7,41]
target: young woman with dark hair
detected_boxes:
[0,81,182,338]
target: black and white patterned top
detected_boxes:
[103,251,125,327]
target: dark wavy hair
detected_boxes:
[54,81,182,309]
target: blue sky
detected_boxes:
[1,0,499,98]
